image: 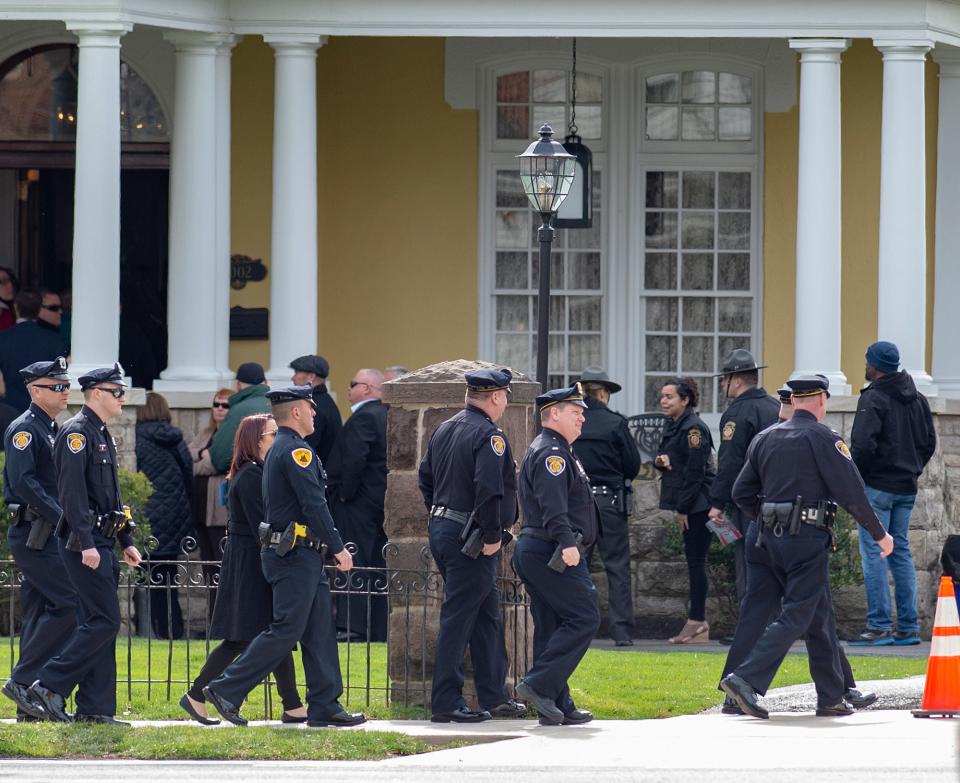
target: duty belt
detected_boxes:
[519,526,587,552]
[7,503,40,526]
[265,530,327,554]
[429,505,471,525]
[759,500,838,536]
[93,510,130,539]
[590,485,614,495]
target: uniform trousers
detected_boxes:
[428,518,509,713]
[512,536,600,711]
[731,524,844,706]
[730,506,748,604]
[210,547,344,720]
[721,522,856,692]
[588,503,634,642]
[7,523,77,687]
[188,643,302,711]
[36,538,120,716]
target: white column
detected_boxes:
[65,22,130,379]
[789,39,851,394]
[932,53,960,397]
[157,32,220,390]
[214,35,238,384]
[875,39,936,395]
[263,34,325,385]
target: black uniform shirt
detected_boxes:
[262,426,345,553]
[575,398,642,489]
[418,405,518,544]
[732,409,885,541]
[655,407,716,514]
[711,387,780,509]
[55,405,133,550]
[518,428,599,548]
[307,383,342,465]
[3,403,61,524]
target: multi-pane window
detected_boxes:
[493,169,603,388]
[496,68,602,141]
[641,169,753,413]
[644,70,752,142]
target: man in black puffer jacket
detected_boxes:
[849,341,936,647]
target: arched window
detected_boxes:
[0,44,168,143]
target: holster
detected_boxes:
[7,503,24,527]
[25,517,52,550]
[258,522,272,547]
[548,532,584,574]
[274,522,299,557]
[459,511,483,559]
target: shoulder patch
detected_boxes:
[291,448,313,468]
[11,431,31,450]
[835,440,852,460]
[688,429,702,449]
[490,434,506,456]
[545,455,566,476]
[722,421,736,442]
[67,433,86,453]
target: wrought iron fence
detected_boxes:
[626,413,667,480]
[0,536,532,720]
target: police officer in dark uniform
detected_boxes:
[203,385,365,728]
[575,367,641,646]
[720,375,894,719]
[708,349,779,612]
[290,354,342,464]
[29,363,143,725]
[512,385,600,726]
[2,358,76,720]
[418,368,526,723]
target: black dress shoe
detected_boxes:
[562,708,593,725]
[431,706,492,723]
[487,699,527,719]
[721,696,744,715]
[719,674,768,719]
[178,694,220,725]
[516,680,563,725]
[614,639,635,647]
[28,681,72,723]
[280,711,308,723]
[816,699,854,717]
[336,630,361,642]
[3,679,46,720]
[75,714,131,727]
[844,688,878,709]
[719,635,735,646]
[16,711,41,722]
[202,686,247,726]
[307,710,367,727]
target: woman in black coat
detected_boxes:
[654,377,717,644]
[179,414,307,724]
[136,392,194,640]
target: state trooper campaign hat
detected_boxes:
[289,354,330,378]
[78,363,126,391]
[715,348,766,376]
[465,367,512,392]
[20,356,69,384]
[536,383,588,412]
[777,384,793,404]
[265,384,317,407]
[786,373,831,399]
[578,366,622,394]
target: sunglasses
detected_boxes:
[95,386,126,399]
[34,382,70,392]
[42,304,62,312]
[212,402,230,410]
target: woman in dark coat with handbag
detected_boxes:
[179,414,307,724]
[654,377,717,644]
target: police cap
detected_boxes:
[715,348,766,376]
[578,366,622,394]
[465,367,512,392]
[20,356,69,384]
[265,384,317,407]
[78,363,126,390]
[536,383,588,412]
[289,354,330,378]
[777,384,793,404]
[787,373,831,399]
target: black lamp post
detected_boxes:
[516,123,576,393]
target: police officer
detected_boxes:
[29,364,142,725]
[575,367,641,646]
[2,358,76,721]
[512,385,600,726]
[719,375,894,719]
[203,385,365,728]
[418,368,526,722]
[289,354,342,464]
[708,349,779,613]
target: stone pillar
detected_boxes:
[789,39,851,394]
[875,39,936,394]
[263,34,325,385]
[65,22,131,378]
[932,53,960,397]
[157,32,221,390]
[214,35,238,384]
[381,360,538,708]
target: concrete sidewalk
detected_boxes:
[590,637,932,658]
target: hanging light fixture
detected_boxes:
[554,38,593,229]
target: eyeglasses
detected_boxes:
[349,381,380,389]
[212,402,230,410]
[95,386,126,399]
[261,430,278,439]
[34,382,70,393]
[42,304,62,312]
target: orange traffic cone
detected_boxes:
[912,576,960,717]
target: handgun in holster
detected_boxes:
[459,512,484,559]
[25,515,52,551]
[548,532,584,574]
